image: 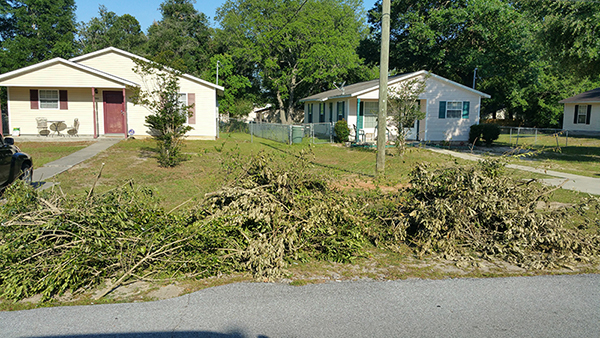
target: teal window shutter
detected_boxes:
[439,101,446,119]
[462,101,470,119]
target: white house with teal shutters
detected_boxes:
[299,71,491,142]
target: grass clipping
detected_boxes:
[0,152,365,302]
[370,159,600,269]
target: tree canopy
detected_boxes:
[216,0,370,123]
[77,5,146,54]
[146,0,214,76]
[363,0,600,128]
[3,0,600,127]
[0,0,77,72]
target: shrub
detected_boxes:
[469,124,484,145]
[334,119,350,143]
[469,123,501,146]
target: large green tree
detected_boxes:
[0,0,77,72]
[77,5,146,54]
[1,0,77,124]
[146,0,214,76]
[216,0,369,123]
[363,0,534,120]
[517,0,600,77]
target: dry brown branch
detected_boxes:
[96,236,192,299]
[87,162,105,201]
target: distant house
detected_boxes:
[0,47,224,139]
[559,88,599,133]
[299,70,491,142]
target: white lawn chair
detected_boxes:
[36,117,50,136]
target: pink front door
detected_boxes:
[103,91,125,134]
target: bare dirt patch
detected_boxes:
[333,175,410,193]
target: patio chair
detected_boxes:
[67,118,79,137]
[36,117,50,136]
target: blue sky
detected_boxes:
[75,0,379,32]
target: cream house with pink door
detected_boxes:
[0,47,223,139]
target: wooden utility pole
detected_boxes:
[376,0,391,176]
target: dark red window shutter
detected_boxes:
[30,89,39,109]
[59,90,68,110]
[586,105,592,125]
[573,105,579,124]
[187,93,196,124]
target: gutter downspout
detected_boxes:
[356,98,361,142]
[92,87,97,139]
[122,87,127,138]
[424,100,429,142]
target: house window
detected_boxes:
[319,103,325,122]
[178,93,187,107]
[439,101,469,119]
[363,102,378,128]
[446,101,462,118]
[307,103,313,123]
[577,105,588,124]
[178,93,190,123]
[337,101,345,121]
[39,90,59,109]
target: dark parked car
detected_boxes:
[0,134,33,190]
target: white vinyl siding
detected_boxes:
[39,90,59,109]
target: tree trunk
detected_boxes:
[276,90,288,124]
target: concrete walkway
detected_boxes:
[426,147,600,195]
[32,139,121,189]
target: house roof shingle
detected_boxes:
[299,70,491,102]
[559,87,600,103]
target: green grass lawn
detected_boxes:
[17,141,95,168]
[50,133,474,210]
[494,134,600,178]
[47,132,597,210]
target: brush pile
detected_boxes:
[1,152,598,303]
[371,159,600,269]
[0,152,365,301]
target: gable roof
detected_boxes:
[71,47,224,94]
[559,87,600,103]
[0,57,139,87]
[300,70,491,102]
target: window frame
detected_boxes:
[445,101,463,119]
[177,92,190,123]
[39,89,59,110]
[577,105,588,124]
[363,101,378,128]
[336,101,345,121]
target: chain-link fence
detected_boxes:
[250,122,295,144]
[306,122,334,144]
[498,127,569,147]
[220,119,335,145]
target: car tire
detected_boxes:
[20,163,33,185]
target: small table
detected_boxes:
[48,120,66,136]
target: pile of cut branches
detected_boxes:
[0,181,213,301]
[197,151,366,278]
[370,159,600,269]
[0,151,366,302]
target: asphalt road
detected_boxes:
[1,274,599,338]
